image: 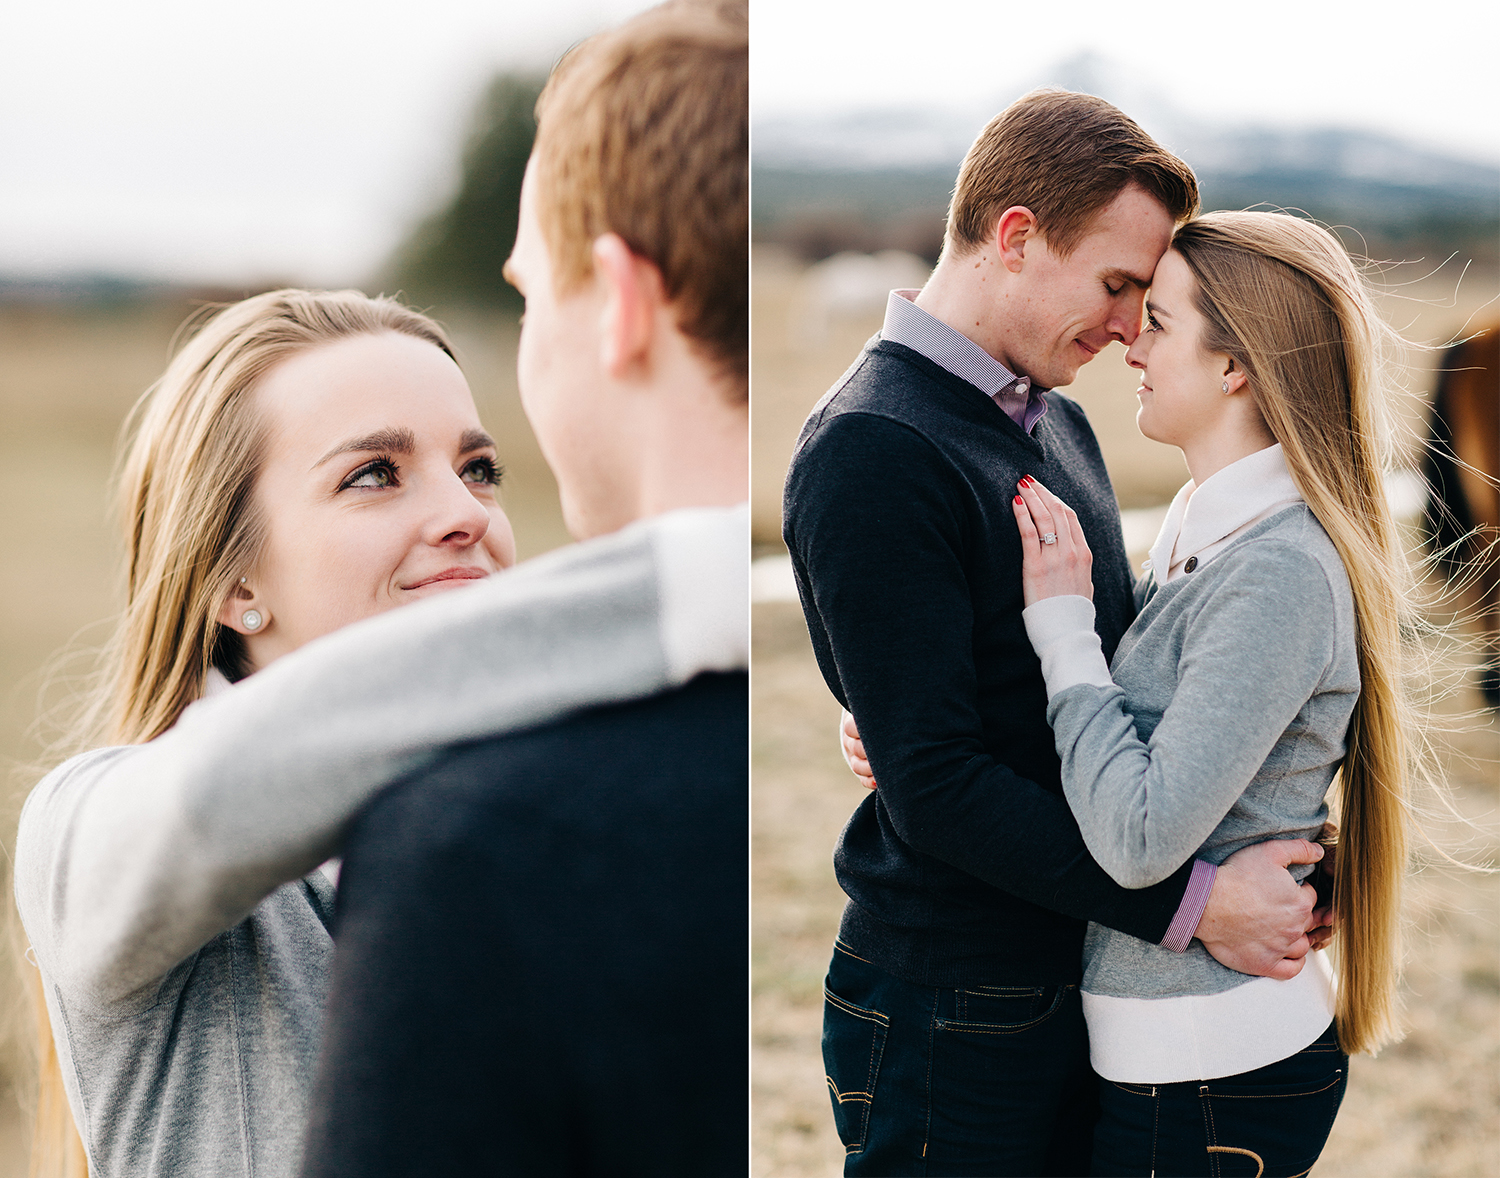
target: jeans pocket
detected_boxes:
[822,983,890,1155]
[938,984,1065,1034]
[1199,1064,1347,1177]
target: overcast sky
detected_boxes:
[4,1,1494,287]
[0,0,656,286]
[753,0,1500,166]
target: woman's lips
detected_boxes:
[403,567,491,591]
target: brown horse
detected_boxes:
[1423,323,1500,706]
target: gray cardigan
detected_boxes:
[14,505,748,1178]
[1036,505,1359,999]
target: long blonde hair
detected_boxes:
[29,289,455,1176]
[1173,212,1412,1056]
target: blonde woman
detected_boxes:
[1006,211,1410,1175]
[15,289,741,1177]
[843,210,1413,1174]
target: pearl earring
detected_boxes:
[242,610,263,632]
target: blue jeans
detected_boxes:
[822,942,1096,1176]
[1091,1021,1348,1177]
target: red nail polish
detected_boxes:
[1014,495,1024,504]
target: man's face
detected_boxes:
[503,159,611,540]
[1003,183,1175,389]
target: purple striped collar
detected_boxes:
[881,289,1049,433]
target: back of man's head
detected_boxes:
[530,0,748,398]
[946,89,1199,260]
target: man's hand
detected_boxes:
[839,709,877,790]
[1196,838,1330,979]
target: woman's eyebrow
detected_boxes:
[312,427,417,470]
[1145,300,1173,319]
[458,428,497,453]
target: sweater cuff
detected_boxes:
[1161,858,1217,952]
[1021,595,1114,701]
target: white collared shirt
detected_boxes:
[1147,444,1304,584]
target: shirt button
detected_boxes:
[1184,556,1199,573]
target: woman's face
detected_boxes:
[1123,249,1233,451]
[226,331,516,671]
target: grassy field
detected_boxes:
[0,297,571,1164]
[751,249,1500,1176]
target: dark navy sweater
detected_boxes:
[300,672,748,1178]
[783,338,1192,987]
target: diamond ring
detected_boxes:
[1041,533,1058,546]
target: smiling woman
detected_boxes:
[11,288,721,1178]
[227,330,516,668]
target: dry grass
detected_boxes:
[751,250,1500,1176]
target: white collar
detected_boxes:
[202,666,236,699]
[1147,444,1303,580]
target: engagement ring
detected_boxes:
[1041,533,1058,545]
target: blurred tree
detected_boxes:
[386,71,545,310]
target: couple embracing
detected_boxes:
[784,90,1414,1176]
[16,2,747,1175]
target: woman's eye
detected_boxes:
[342,460,398,489]
[1146,312,1162,333]
[461,457,503,486]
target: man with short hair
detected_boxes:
[783,90,1329,1175]
[298,3,748,1174]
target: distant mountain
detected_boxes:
[754,54,1499,263]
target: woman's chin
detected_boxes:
[1134,409,1169,447]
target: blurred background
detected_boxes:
[750,1,1500,1175]
[0,0,658,1163]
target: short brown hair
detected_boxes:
[947,89,1199,259]
[531,0,747,394]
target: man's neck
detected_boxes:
[634,391,748,521]
[568,363,747,541]
[912,247,1020,374]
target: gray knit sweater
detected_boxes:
[14,505,748,1178]
[1026,504,1359,1000]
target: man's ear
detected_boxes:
[593,233,667,379]
[993,205,1037,274]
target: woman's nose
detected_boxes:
[424,473,493,548]
[1124,335,1148,370]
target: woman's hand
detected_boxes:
[1308,820,1338,952]
[1012,477,1094,607]
[840,709,877,790]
